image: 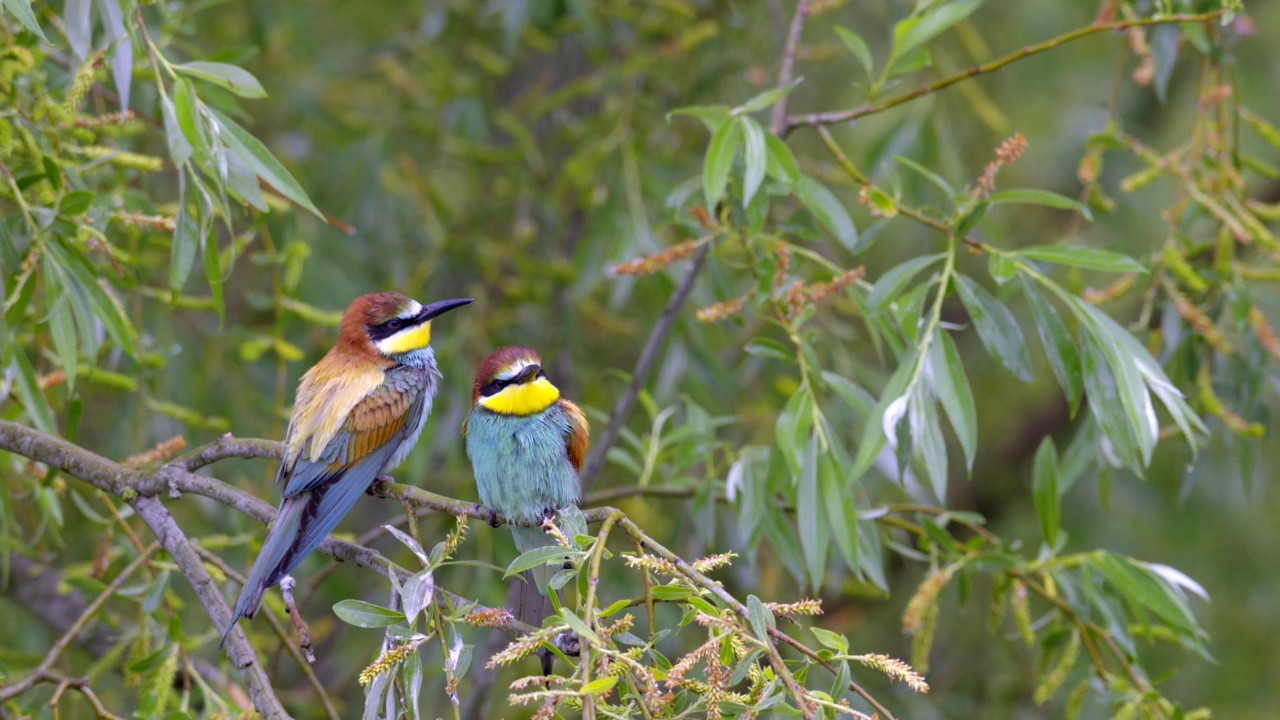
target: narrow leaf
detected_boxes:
[209,109,322,218]
[740,117,767,208]
[96,0,132,112]
[745,595,775,643]
[332,600,406,628]
[764,133,801,184]
[834,25,874,76]
[736,78,803,114]
[1023,278,1083,415]
[868,253,944,312]
[2,0,48,42]
[174,61,267,99]
[954,275,1033,382]
[795,175,859,250]
[930,331,977,471]
[1032,437,1060,548]
[1018,244,1144,273]
[702,119,741,209]
[987,189,1092,220]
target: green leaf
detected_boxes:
[11,348,56,433]
[384,525,431,567]
[702,119,742,209]
[1092,554,1201,638]
[797,434,826,594]
[868,253,944,312]
[987,189,1092,220]
[910,389,948,500]
[892,1,980,68]
[668,105,732,132]
[987,253,1016,285]
[203,233,225,322]
[735,78,802,114]
[794,175,859,251]
[810,627,849,654]
[745,595,775,643]
[1023,279,1082,415]
[1,0,48,42]
[174,79,208,159]
[865,186,898,218]
[894,155,956,200]
[98,0,131,111]
[834,25,873,76]
[954,275,1033,382]
[821,371,874,418]
[580,675,619,695]
[820,449,859,573]
[161,97,194,168]
[1032,437,1060,549]
[58,191,94,216]
[504,546,573,578]
[740,118,767,208]
[44,270,78,390]
[1018,244,1143,273]
[558,608,602,646]
[1078,333,1142,472]
[208,109,322,219]
[332,599,406,628]
[764,133,801,184]
[650,584,694,601]
[174,62,268,99]
[171,183,199,301]
[930,331,977,471]
[850,348,918,481]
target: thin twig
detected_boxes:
[0,544,159,703]
[770,0,811,135]
[784,11,1225,134]
[128,496,292,719]
[579,243,711,489]
[280,576,316,664]
[195,549,339,720]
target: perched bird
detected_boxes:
[464,346,589,620]
[222,292,471,647]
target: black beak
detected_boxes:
[418,298,472,322]
[513,363,542,384]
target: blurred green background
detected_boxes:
[3,1,1279,718]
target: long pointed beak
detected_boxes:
[418,297,472,321]
[513,363,542,384]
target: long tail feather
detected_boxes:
[222,494,308,647]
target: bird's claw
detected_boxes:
[487,508,500,528]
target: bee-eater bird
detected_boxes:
[221,292,471,647]
[464,346,589,610]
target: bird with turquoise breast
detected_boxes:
[464,346,589,598]
[221,291,470,648]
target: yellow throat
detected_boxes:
[480,377,561,415]
[378,321,432,355]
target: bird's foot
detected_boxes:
[486,507,501,528]
[542,507,558,523]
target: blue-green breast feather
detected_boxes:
[466,403,580,595]
[466,403,580,524]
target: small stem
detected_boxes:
[785,11,1226,133]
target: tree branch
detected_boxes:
[783,11,1225,135]
[769,0,811,136]
[579,240,711,490]
[0,543,158,704]
[127,495,291,720]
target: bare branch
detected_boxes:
[578,244,710,489]
[770,0,811,136]
[128,495,292,719]
[0,544,158,704]
[783,11,1225,134]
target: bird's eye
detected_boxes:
[386,318,404,331]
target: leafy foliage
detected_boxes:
[1,0,1275,718]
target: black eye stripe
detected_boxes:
[367,316,419,341]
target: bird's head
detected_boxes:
[338,292,472,361]
[472,346,561,415]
